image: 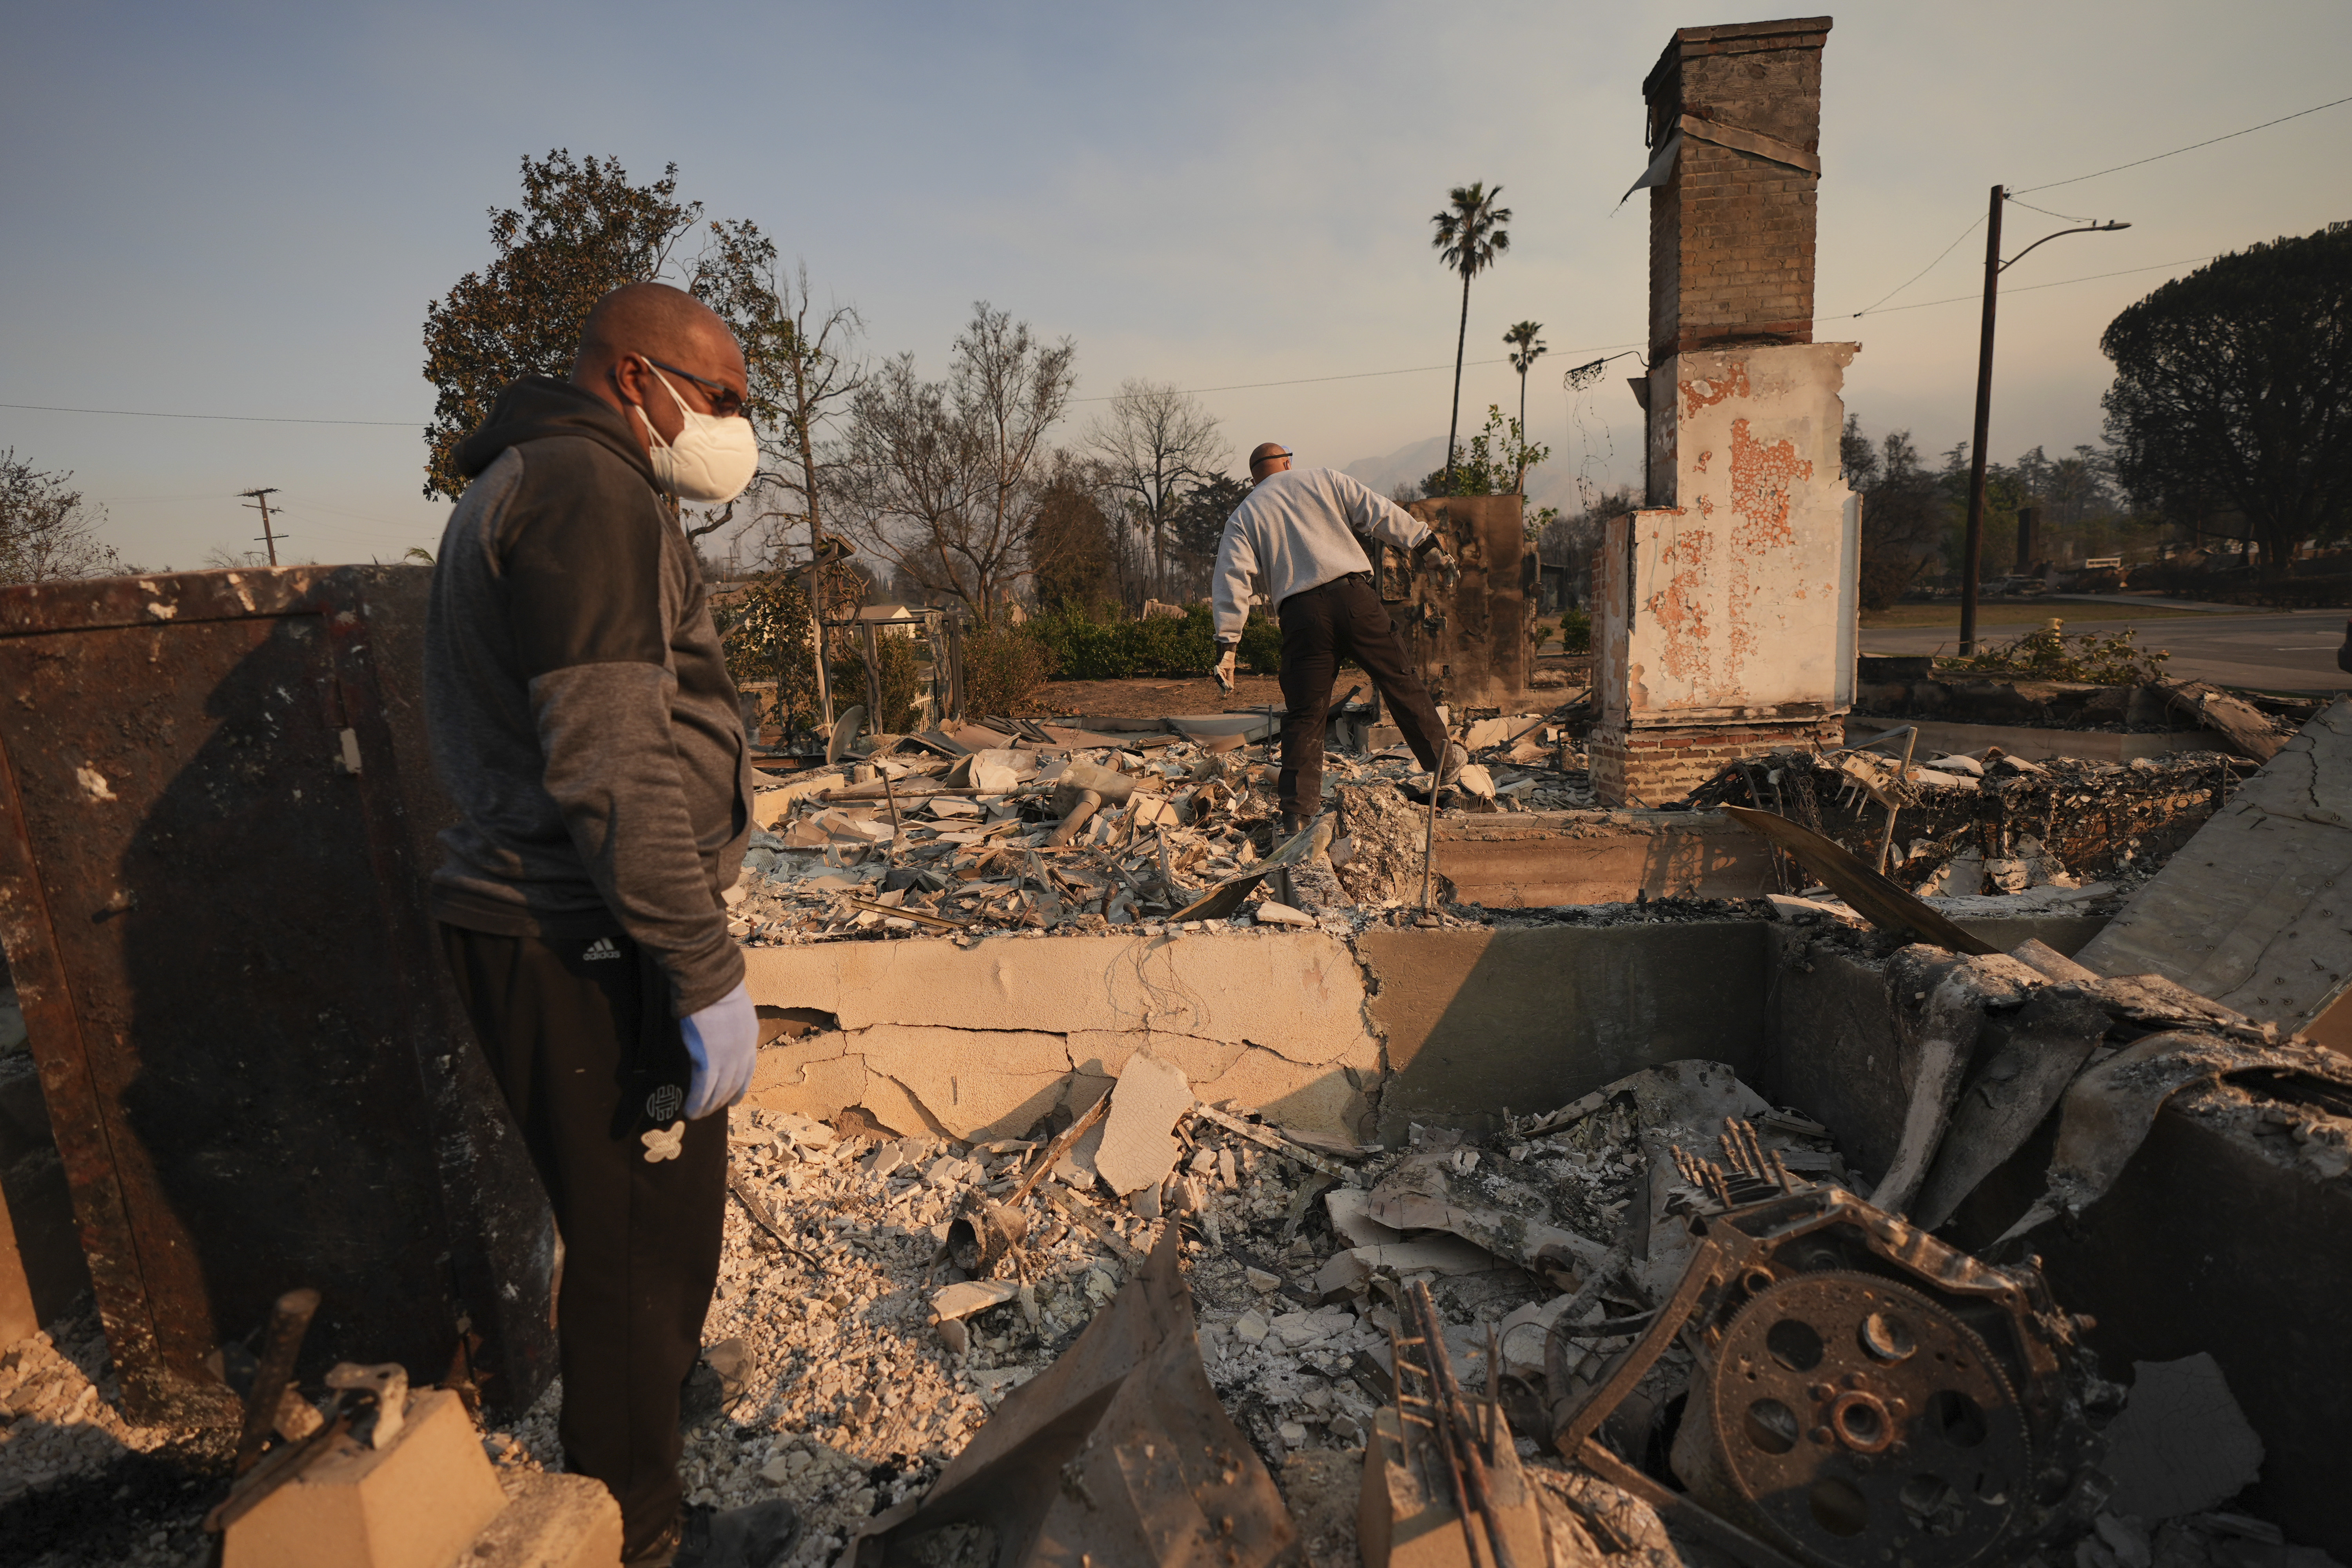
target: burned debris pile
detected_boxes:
[454,952,2351,1568]
[728,710,1591,941]
[1688,740,2242,899]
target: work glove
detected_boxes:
[1429,545,1462,590]
[681,980,759,1120]
[1213,644,1238,693]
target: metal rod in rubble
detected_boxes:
[1410,1281,1520,1568]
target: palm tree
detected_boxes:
[1503,320,1546,492]
[1430,182,1513,493]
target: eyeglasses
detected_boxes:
[643,358,748,419]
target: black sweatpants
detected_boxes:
[1276,573,1450,820]
[440,926,726,1563]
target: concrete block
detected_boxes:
[2100,1352,2265,1521]
[463,1471,622,1568]
[1195,1049,1366,1142]
[859,1073,951,1140]
[223,1388,506,1568]
[744,1034,867,1123]
[1093,1053,1194,1196]
[1434,808,1776,904]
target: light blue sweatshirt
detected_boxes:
[1210,467,1432,643]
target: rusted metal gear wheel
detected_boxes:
[1672,1270,2033,1568]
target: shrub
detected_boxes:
[712,570,819,737]
[829,631,926,732]
[1020,602,1282,681]
[1941,619,2169,684]
[960,624,1059,717]
[1557,606,1592,655]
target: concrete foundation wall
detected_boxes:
[1362,922,1771,1143]
[1436,811,1779,905]
[740,931,1387,1142]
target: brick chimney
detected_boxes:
[1591,18,1859,808]
[1644,17,1831,365]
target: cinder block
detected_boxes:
[465,1471,622,1568]
[224,1388,507,1568]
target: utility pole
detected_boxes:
[1957,192,2129,654]
[238,488,284,567]
[1958,187,2004,656]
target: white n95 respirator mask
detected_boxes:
[633,362,759,504]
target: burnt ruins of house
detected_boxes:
[6,16,2352,1568]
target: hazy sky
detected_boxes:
[4,2,2346,571]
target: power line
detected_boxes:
[0,400,414,427]
[1844,91,2347,316]
[2014,92,2352,194]
[1836,254,2216,319]
[1851,215,1985,316]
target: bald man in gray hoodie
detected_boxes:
[427,282,793,1568]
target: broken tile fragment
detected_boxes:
[1092,1053,1194,1196]
[931,1279,1021,1322]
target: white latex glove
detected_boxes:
[1212,646,1238,693]
[680,980,758,1120]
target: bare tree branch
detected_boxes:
[1,451,127,583]
[836,303,1076,626]
[1084,379,1225,599]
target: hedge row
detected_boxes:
[1021,604,1283,681]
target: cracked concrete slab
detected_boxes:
[1065,1030,1246,1085]
[860,1026,1073,1142]
[2081,699,2352,1033]
[742,932,1380,1065]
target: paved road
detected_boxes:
[1862,606,2352,693]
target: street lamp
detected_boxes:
[1957,189,2130,654]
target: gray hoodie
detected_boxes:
[424,377,751,1016]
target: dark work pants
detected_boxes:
[440,926,726,1563]
[1276,573,1449,820]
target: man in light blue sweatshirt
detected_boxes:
[1211,442,1466,833]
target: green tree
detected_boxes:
[2101,222,2352,581]
[420,152,701,499]
[0,451,125,583]
[1169,473,1250,587]
[1502,320,1546,490]
[1421,405,1548,501]
[1840,417,1945,610]
[1030,454,1124,613]
[1430,182,1512,491]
